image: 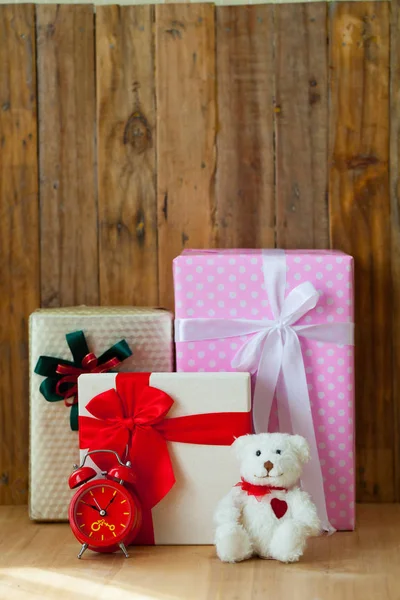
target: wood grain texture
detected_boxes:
[37,5,98,307]
[156,3,216,310]
[97,5,158,306]
[329,2,392,501]
[0,1,399,506]
[215,5,275,248]
[275,2,329,248]
[2,505,400,600]
[390,0,400,502]
[0,5,39,504]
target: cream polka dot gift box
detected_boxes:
[174,249,355,531]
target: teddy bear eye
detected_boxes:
[256,450,261,457]
[276,449,281,455]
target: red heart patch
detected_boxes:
[270,497,288,519]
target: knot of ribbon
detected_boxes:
[119,416,136,431]
[34,330,132,431]
[79,372,252,544]
[231,280,321,375]
[174,249,355,534]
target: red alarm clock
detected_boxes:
[68,449,142,559]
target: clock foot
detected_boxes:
[119,543,129,558]
[77,543,88,559]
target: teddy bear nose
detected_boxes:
[264,461,274,473]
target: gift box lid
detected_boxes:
[30,306,172,319]
[174,248,352,260]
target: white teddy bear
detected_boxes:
[214,432,321,563]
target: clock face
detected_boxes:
[69,480,139,549]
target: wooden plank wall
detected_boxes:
[330,1,392,502]
[97,5,159,306]
[0,1,398,505]
[0,5,39,505]
[37,5,98,308]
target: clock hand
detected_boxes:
[104,495,116,512]
[92,496,103,511]
[80,500,100,512]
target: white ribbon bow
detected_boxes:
[175,250,354,533]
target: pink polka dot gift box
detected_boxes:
[173,249,355,531]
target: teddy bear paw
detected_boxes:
[215,524,253,563]
[269,521,306,563]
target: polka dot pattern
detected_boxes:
[173,250,355,530]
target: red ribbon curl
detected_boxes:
[56,354,120,407]
[79,373,252,544]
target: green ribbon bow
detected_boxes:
[34,330,132,431]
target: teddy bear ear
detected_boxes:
[232,435,253,458]
[291,435,311,463]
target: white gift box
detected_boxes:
[29,306,173,521]
[78,372,251,544]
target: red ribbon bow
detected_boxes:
[237,478,287,499]
[56,354,120,406]
[79,373,252,544]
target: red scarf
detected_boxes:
[237,478,286,498]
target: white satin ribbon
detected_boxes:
[175,250,354,533]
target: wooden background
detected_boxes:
[0,1,399,506]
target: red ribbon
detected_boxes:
[236,478,287,500]
[79,373,252,544]
[56,354,120,407]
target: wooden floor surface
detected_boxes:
[0,505,399,600]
